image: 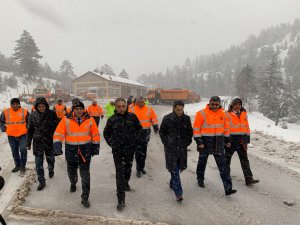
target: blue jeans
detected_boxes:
[35,154,55,183]
[8,135,27,167]
[170,160,183,197]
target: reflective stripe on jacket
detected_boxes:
[53,114,100,145]
[88,105,103,117]
[226,111,250,135]
[4,107,28,137]
[193,104,229,138]
[129,105,158,129]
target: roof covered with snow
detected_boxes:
[75,71,146,87]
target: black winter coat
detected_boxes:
[159,112,193,172]
[26,98,58,156]
[104,111,145,152]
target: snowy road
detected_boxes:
[1,105,300,225]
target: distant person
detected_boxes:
[127,95,133,106]
[104,99,115,118]
[53,99,67,123]
[104,98,145,210]
[159,100,193,202]
[88,100,104,127]
[225,98,259,186]
[0,98,29,176]
[129,96,159,177]
[193,96,237,195]
[53,101,100,208]
[26,97,58,191]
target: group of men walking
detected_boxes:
[0,95,259,211]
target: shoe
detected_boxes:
[81,198,90,208]
[225,189,237,196]
[141,169,147,174]
[70,184,76,192]
[19,166,26,176]
[49,171,54,178]
[12,166,20,173]
[136,171,142,178]
[117,200,125,211]
[246,179,260,186]
[37,182,46,191]
[198,181,205,188]
[176,196,183,202]
[125,183,131,192]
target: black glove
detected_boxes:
[26,142,31,150]
[1,126,6,132]
[153,125,159,134]
[246,135,250,144]
[101,115,104,119]
[90,144,100,156]
[53,142,63,156]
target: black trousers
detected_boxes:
[92,116,100,127]
[225,144,253,182]
[67,159,91,200]
[112,147,135,199]
[135,129,151,171]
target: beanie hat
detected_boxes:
[231,98,242,106]
[173,100,185,107]
[74,101,85,109]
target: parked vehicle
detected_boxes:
[146,89,200,104]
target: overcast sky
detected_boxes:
[0,0,299,79]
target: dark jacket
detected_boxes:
[104,111,145,152]
[26,98,58,156]
[159,112,193,172]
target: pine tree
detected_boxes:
[258,55,284,119]
[13,30,42,80]
[235,65,257,105]
[100,64,115,76]
[119,69,129,79]
[59,59,75,91]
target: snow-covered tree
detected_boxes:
[258,55,284,119]
[119,69,129,79]
[59,59,76,91]
[13,30,42,80]
[100,64,115,76]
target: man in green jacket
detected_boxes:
[104,99,115,118]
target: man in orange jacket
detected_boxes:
[225,98,259,186]
[53,101,100,208]
[53,99,67,123]
[193,96,237,195]
[88,100,104,127]
[129,96,159,178]
[0,98,29,176]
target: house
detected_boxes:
[72,71,147,99]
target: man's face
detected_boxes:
[92,101,97,106]
[115,101,127,114]
[136,99,145,108]
[37,104,46,113]
[233,103,242,112]
[173,105,184,117]
[58,101,62,105]
[11,103,20,111]
[74,107,84,117]
[110,101,114,105]
[209,101,220,112]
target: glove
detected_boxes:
[53,142,63,156]
[101,115,104,119]
[153,125,159,134]
[90,144,100,156]
[26,143,31,150]
[197,144,205,152]
[1,126,6,132]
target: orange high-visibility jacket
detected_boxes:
[225,111,250,135]
[4,107,28,137]
[193,105,230,138]
[53,114,100,146]
[53,104,67,119]
[129,105,158,129]
[88,105,103,117]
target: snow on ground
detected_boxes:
[0,71,59,110]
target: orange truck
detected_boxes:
[146,89,200,104]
